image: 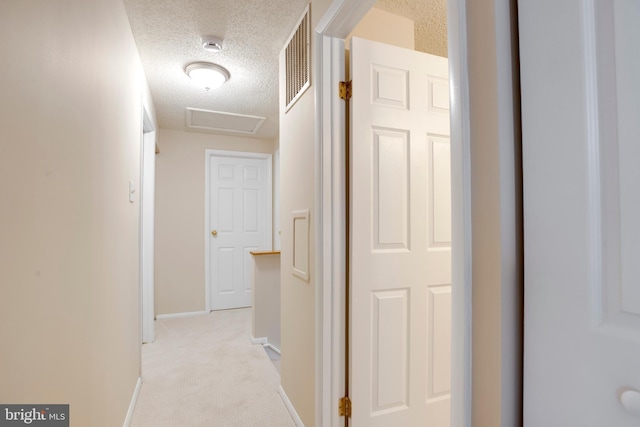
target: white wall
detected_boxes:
[0,0,156,424]
[154,129,275,315]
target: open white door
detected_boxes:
[349,37,451,427]
[520,0,640,425]
[207,151,272,311]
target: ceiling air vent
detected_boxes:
[284,5,310,111]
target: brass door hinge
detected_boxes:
[339,81,352,101]
[339,396,352,418]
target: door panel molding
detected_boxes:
[583,0,640,339]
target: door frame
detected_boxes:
[314,1,474,426]
[204,149,273,312]
[140,104,156,344]
[274,149,282,250]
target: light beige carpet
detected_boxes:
[130,309,296,427]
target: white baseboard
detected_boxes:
[265,343,281,355]
[155,310,207,320]
[278,386,304,427]
[250,336,281,356]
[250,335,268,345]
[123,377,142,427]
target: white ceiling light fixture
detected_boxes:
[201,36,223,52]
[184,62,230,90]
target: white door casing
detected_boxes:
[274,149,282,251]
[205,150,272,311]
[521,0,640,425]
[349,37,452,426]
[140,106,156,344]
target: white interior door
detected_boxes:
[349,37,451,427]
[208,152,272,311]
[520,1,640,425]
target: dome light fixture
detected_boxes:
[184,62,230,90]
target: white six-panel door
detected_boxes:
[520,0,640,425]
[208,152,271,311]
[349,37,451,427]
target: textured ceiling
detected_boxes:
[123,0,308,140]
[376,0,448,57]
[123,0,446,141]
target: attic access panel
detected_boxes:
[186,108,266,135]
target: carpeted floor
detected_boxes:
[130,308,296,427]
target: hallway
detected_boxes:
[130,309,294,426]
[0,0,528,425]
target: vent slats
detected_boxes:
[285,6,310,110]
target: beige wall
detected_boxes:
[278,1,333,425]
[154,129,275,315]
[279,67,318,427]
[0,0,155,425]
[347,7,415,50]
[251,254,281,350]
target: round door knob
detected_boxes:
[211,230,218,237]
[619,388,640,417]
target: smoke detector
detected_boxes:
[201,36,223,53]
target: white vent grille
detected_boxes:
[284,5,310,111]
